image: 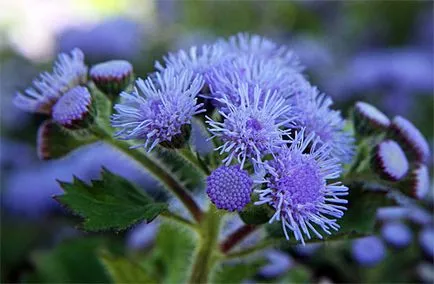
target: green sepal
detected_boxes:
[239,195,274,225]
[37,120,98,160]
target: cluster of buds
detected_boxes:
[353,101,430,200]
[14,49,134,160]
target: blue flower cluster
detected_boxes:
[111,33,353,244]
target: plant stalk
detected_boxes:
[188,205,223,284]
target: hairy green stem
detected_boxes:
[220,224,258,253]
[178,147,210,175]
[91,123,203,222]
[188,205,223,284]
[224,239,281,260]
[160,211,197,230]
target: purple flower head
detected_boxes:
[52,86,93,128]
[376,206,409,221]
[419,227,434,258]
[389,116,430,163]
[408,164,430,200]
[371,140,409,181]
[221,33,303,72]
[205,55,308,106]
[206,84,292,168]
[353,101,390,135]
[155,43,226,78]
[111,69,205,151]
[255,129,348,244]
[14,49,87,114]
[206,165,253,212]
[381,222,412,248]
[352,236,386,266]
[291,85,355,163]
[90,60,133,96]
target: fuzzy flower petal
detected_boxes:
[255,129,348,244]
[111,69,205,151]
[206,84,292,168]
[155,44,227,78]
[14,49,87,114]
[220,33,303,72]
[291,85,355,163]
[205,55,308,107]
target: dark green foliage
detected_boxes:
[55,168,167,231]
[212,259,266,284]
[29,237,112,283]
[99,250,155,283]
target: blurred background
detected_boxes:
[0,0,433,283]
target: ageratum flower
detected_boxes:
[206,84,292,168]
[155,44,226,79]
[371,140,409,181]
[90,60,133,96]
[14,49,87,114]
[205,55,309,107]
[206,165,253,212]
[381,221,412,248]
[255,130,348,244]
[291,85,355,163]
[221,33,303,72]
[353,101,391,135]
[352,236,385,266]
[419,227,434,258]
[52,86,94,129]
[111,69,204,151]
[388,116,430,163]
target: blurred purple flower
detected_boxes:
[2,143,157,217]
[352,236,386,266]
[57,17,144,61]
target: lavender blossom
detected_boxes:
[220,33,303,72]
[205,55,308,106]
[255,129,348,244]
[206,84,292,168]
[381,222,412,248]
[14,49,87,114]
[291,85,355,163]
[155,43,226,78]
[111,69,204,151]
[90,60,133,96]
[389,116,430,164]
[371,140,409,181]
[206,165,253,212]
[52,86,93,128]
[352,236,386,266]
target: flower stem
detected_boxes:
[224,239,281,260]
[178,146,210,175]
[160,211,197,230]
[188,205,223,284]
[220,224,258,253]
[92,123,203,222]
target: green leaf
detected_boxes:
[99,250,156,284]
[212,259,266,284]
[30,237,112,283]
[37,120,97,160]
[55,168,167,231]
[154,222,196,284]
[339,185,393,235]
[279,266,311,283]
[239,195,274,225]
